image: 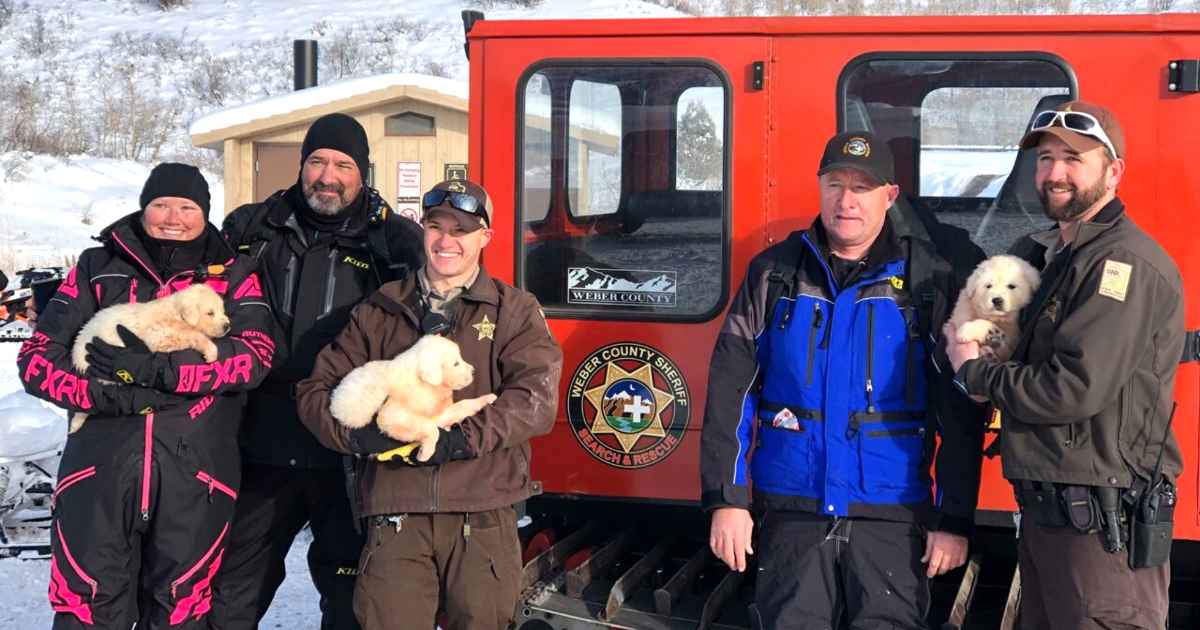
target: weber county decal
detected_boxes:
[566,267,677,308]
[567,342,689,469]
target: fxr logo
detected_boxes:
[176,355,253,393]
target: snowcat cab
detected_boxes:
[463,12,1200,629]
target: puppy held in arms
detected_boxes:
[943,254,1040,362]
[69,283,231,433]
[329,335,497,462]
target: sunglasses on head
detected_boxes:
[1030,110,1118,159]
[422,189,487,222]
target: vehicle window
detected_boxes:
[568,80,623,217]
[676,87,724,192]
[523,73,553,223]
[841,57,1074,255]
[518,64,729,322]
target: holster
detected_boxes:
[1014,481,1069,528]
[1014,481,1103,533]
[1128,479,1175,569]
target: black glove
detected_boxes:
[357,426,474,466]
[391,426,474,466]
[85,325,175,390]
[87,381,181,417]
[347,425,405,458]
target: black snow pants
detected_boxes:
[49,415,239,630]
[752,511,930,630]
[209,462,364,630]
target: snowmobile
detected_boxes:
[0,267,65,343]
[0,391,66,559]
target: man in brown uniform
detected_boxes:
[948,101,1184,629]
[297,179,562,630]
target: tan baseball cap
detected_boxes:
[421,179,494,232]
[1019,100,1126,159]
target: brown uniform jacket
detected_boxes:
[959,199,1184,488]
[296,268,563,515]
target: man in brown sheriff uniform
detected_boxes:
[297,179,562,630]
[948,101,1184,629]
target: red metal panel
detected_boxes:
[474,34,770,501]
[469,17,1200,540]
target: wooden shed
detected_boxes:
[190,73,469,219]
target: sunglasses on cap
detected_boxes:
[1030,110,1118,159]
[421,189,488,224]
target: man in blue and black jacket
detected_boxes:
[701,131,987,629]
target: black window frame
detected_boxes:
[385,111,437,137]
[515,58,733,324]
[835,51,1078,215]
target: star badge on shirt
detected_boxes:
[472,314,496,341]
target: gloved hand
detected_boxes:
[378,426,473,466]
[85,325,176,391]
[347,425,405,458]
[87,381,182,417]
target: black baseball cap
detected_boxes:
[816,131,895,186]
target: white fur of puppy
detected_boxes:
[329,335,497,462]
[69,283,231,433]
[943,254,1040,362]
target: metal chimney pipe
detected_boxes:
[294,40,317,91]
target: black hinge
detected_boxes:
[461,10,484,60]
[751,61,765,91]
[1181,329,1200,363]
[1168,60,1199,93]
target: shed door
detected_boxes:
[254,143,301,200]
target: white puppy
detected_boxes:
[943,254,1040,362]
[330,335,497,462]
[69,284,230,433]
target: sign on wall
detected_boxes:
[396,161,422,223]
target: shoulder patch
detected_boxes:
[1098,259,1132,302]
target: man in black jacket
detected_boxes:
[210,113,424,630]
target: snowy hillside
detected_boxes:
[0,0,688,272]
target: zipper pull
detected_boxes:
[463,514,471,550]
[778,303,793,329]
[141,510,150,522]
[865,379,876,414]
[813,304,824,329]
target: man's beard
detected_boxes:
[304,182,352,216]
[1038,174,1108,222]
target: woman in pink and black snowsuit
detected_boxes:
[16,163,276,629]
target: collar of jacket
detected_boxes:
[97,211,237,284]
[805,215,906,278]
[1027,197,1126,253]
[266,184,385,239]
[370,265,501,320]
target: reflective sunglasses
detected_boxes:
[421,189,487,224]
[1030,110,1118,159]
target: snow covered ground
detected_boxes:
[0,339,322,627]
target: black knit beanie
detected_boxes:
[139,163,211,217]
[301,113,370,180]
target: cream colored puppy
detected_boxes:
[69,284,230,432]
[330,335,497,462]
[943,254,1040,362]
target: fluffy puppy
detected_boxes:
[330,335,497,462]
[69,283,230,432]
[943,254,1041,362]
